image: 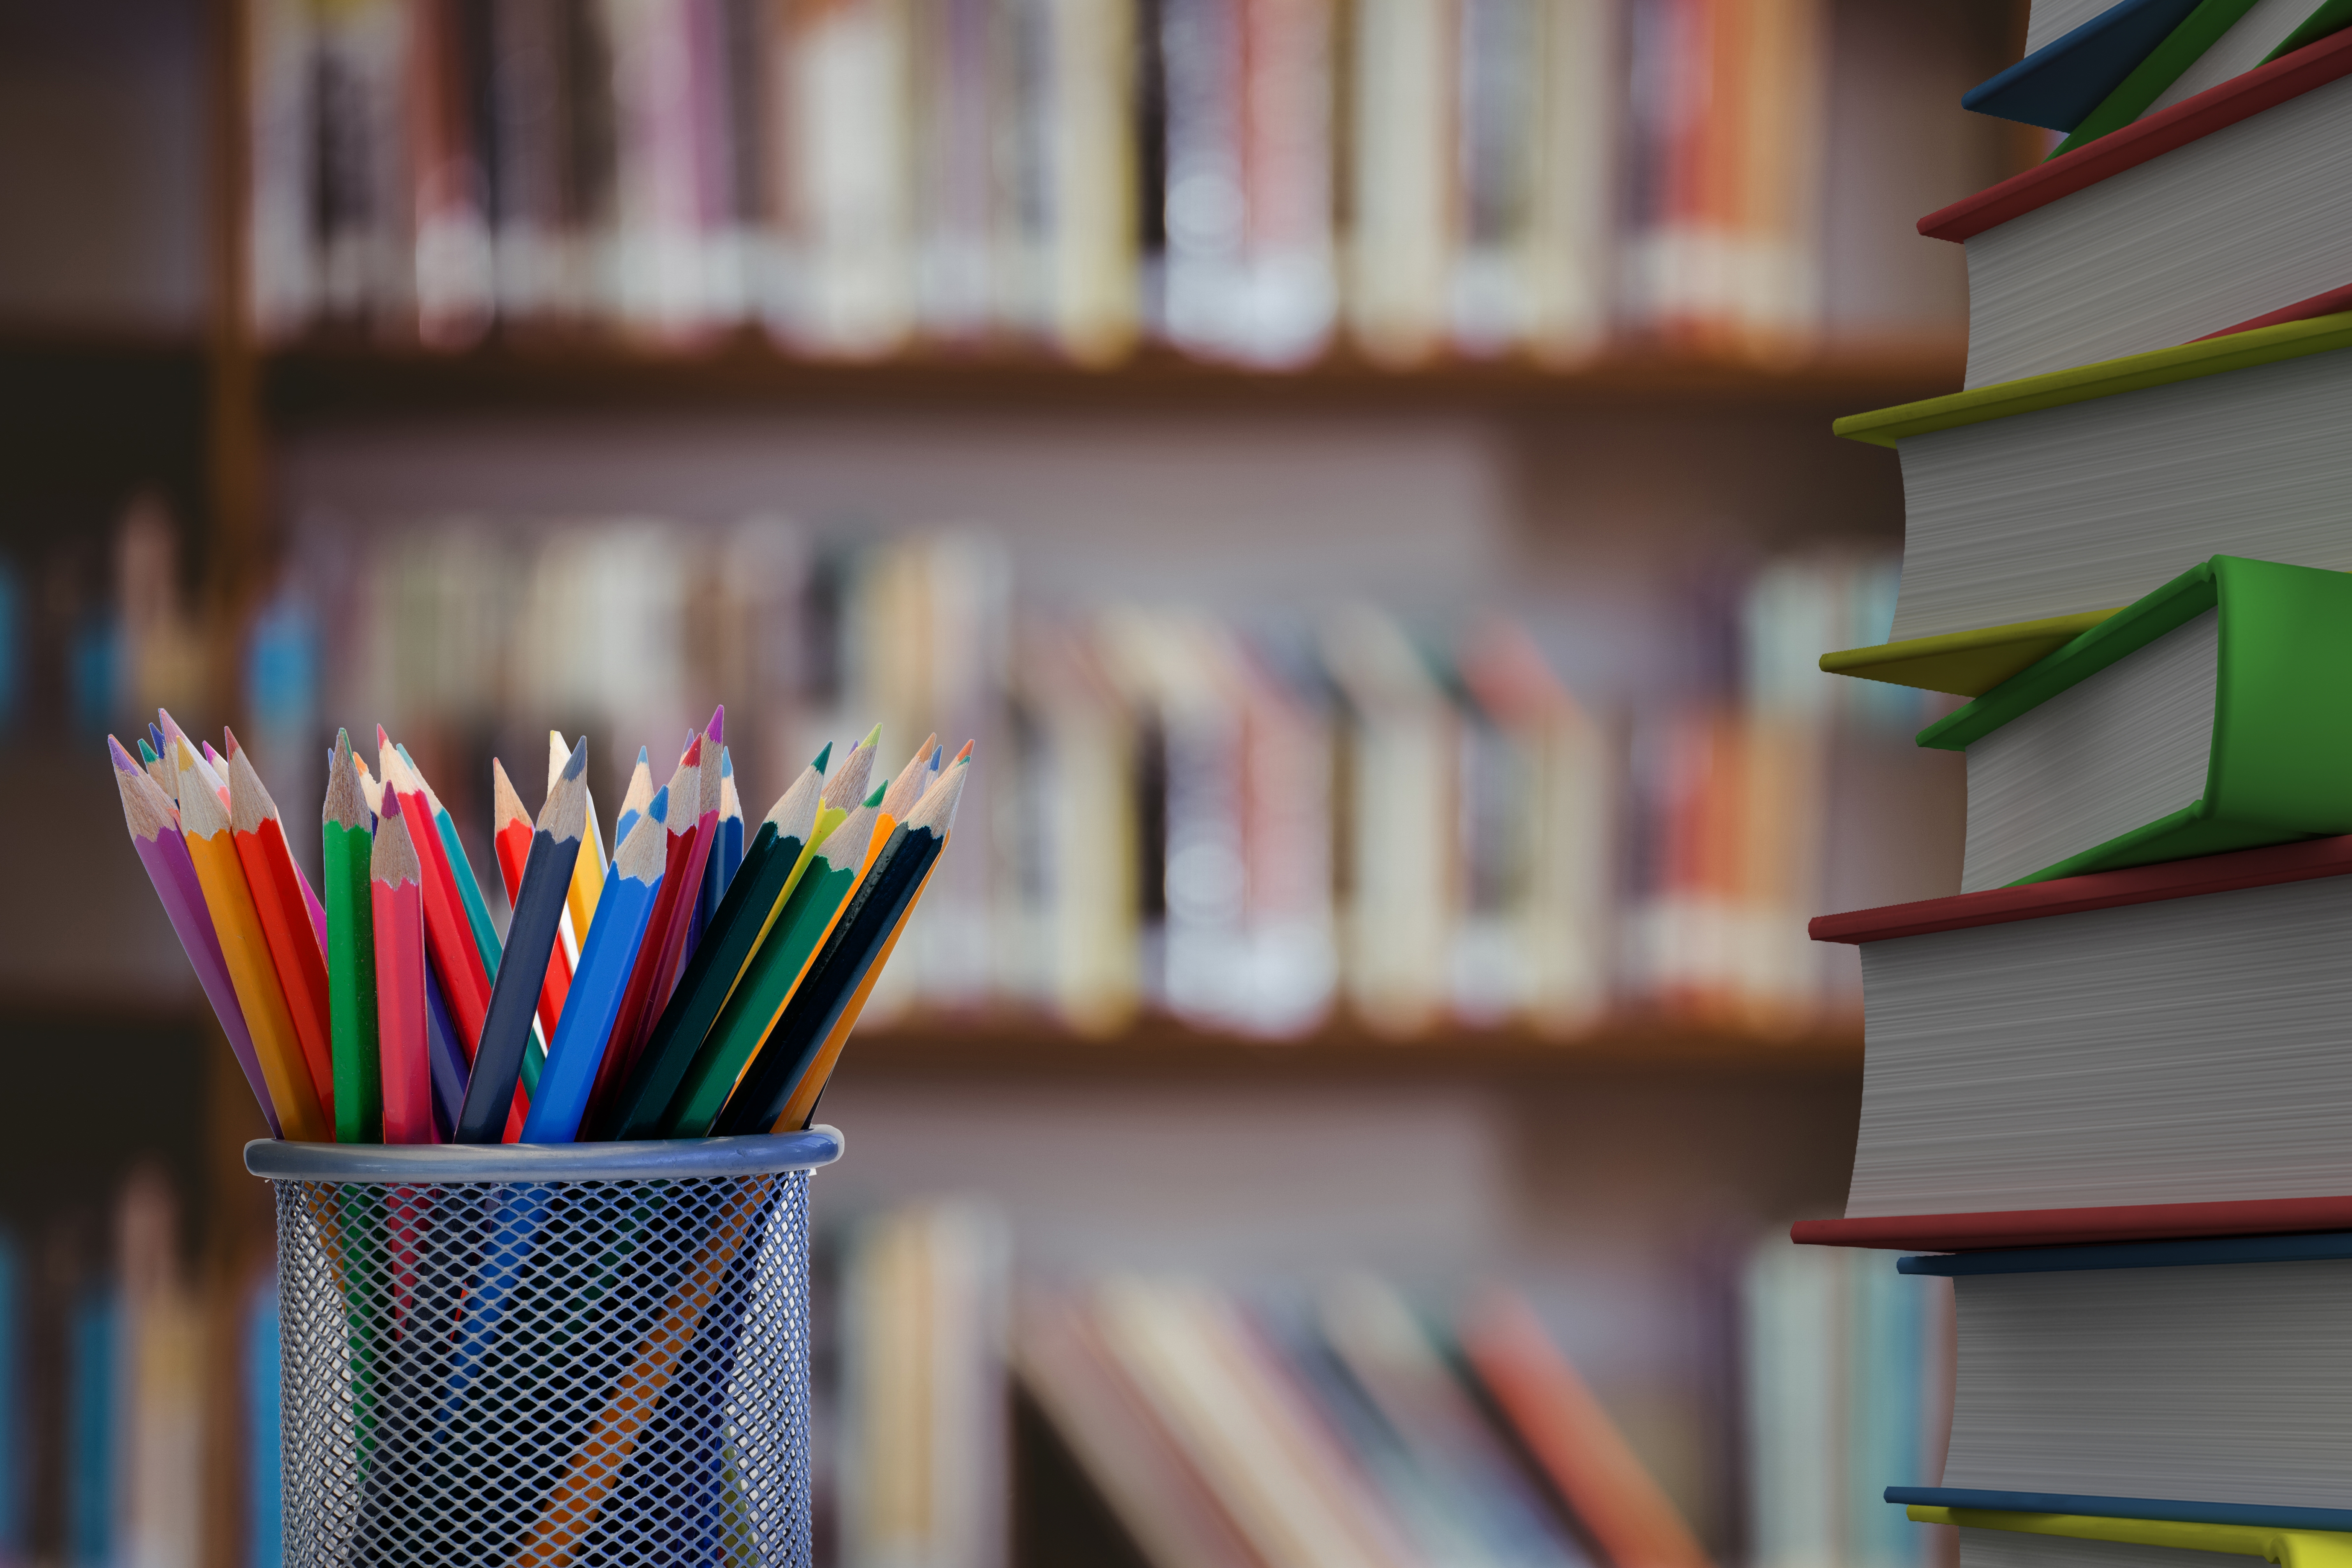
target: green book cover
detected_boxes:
[1918,554,2352,884]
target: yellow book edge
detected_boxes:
[1820,609,2124,696]
[1834,310,2352,449]
[1907,1507,2352,1568]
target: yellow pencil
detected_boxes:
[552,730,606,942]
[173,739,328,1141]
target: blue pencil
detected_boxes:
[520,789,670,1143]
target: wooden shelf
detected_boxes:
[260,331,1965,425]
[832,1011,1864,1083]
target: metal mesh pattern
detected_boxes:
[270,1168,812,1568]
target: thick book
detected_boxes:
[1916,27,2352,388]
[1879,1235,2352,1527]
[1805,835,2352,1226]
[1834,312,2352,643]
[1918,556,2352,891]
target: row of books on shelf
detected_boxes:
[17,508,1945,1036]
[247,0,1834,365]
[0,1176,1949,1568]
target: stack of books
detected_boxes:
[1803,5,2352,1563]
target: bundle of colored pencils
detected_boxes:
[109,708,970,1145]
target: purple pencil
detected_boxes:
[108,736,283,1136]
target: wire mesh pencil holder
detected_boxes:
[246,1130,844,1568]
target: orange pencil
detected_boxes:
[493,758,573,1042]
[227,743,336,1121]
[371,788,435,1143]
[172,738,327,1142]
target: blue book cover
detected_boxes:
[1964,0,2207,129]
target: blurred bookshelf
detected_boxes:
[0,0,2019,1564]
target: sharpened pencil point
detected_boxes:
[561,736,588,781]
[137,737,159,766]
[863,781,887,808]
[954,740,974,763]
[860,722,881,749]
[813,741,833,773]
[706,704,724,744]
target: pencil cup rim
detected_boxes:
[241,1125,844,1183]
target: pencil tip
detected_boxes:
[860,722,881,749]
[954,740,975,763]
[106,734,137,771]
[222,727,241,757]
[864,781,887,807]
[719,745,733,778]
[137,737,160,765]
[637,745,649,764]
[929,745,943,770]
[648,784,671,824]
[813,741,833,772]
[707,703,724,742]
[380,785,402,820]
[563,737,588,779]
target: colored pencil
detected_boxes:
[646,709,725,1006]
[774,753,970,1130]
[377,734,495,1062]
[612,747,652,852]
[227,728,330,947]
[371,789,433,1145]
[107,738,279,1137]
[718,761,965,1135]
[601,751,830,1141]
[460,741,589,1143]
[493,758,573,1044]
[549,730,599,957]
[400,745,506,991]
[135,736,174,802]
[660,781,885,1139]
[322,732,382,1145]
[227,742,336,1123]
[587,736,706,1126]
[160,710,228,810]
[173,738,328,1142]
[520,794,670,1143]
[353,756,385,818]
[689,745,745,963]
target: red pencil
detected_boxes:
[585,733,704,1126]
[493,757,573,1041]
[647,707,724,1008]
[226,740,336,1121]
[372,788,434,1143]
[377,731,494,1054]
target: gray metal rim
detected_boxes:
[244,1126,844,1183]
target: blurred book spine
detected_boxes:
[243,0,1829,361]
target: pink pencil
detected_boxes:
[648,706,725,1009]
[108,736,282,1136]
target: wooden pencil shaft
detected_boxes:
[324,818,382,1145]
[424,963,468,1142]
[715,828,929,1131]
[603,824,793,1140]
[371,873,431,1145]
[716,830,936,1135]
[520,867,663,1143]
[181,812,328,1141]
[232,811,336,1122]
[459,828,583,1143]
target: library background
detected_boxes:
[0,0,2025,1565]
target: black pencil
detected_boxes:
[710,764,962,1135]
[456,739,589,1142]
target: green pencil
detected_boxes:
[322,730,382,1144]
[601,750,832,1140]
[659,778,885,1138]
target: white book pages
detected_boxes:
[2030,0,2124,54]
[2145,0,2317,114]
[1961,609,2218,892]
[1891,347,2352,640]
[1961,73,2352,387]
[1846,874,2352,1216]
[1963,1529,2248,1568]
[1947,1260,2352,1505]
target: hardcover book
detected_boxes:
[1919,556,2352,891]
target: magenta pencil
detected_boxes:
[108,737,281,1137]
[372,787,435,1144]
